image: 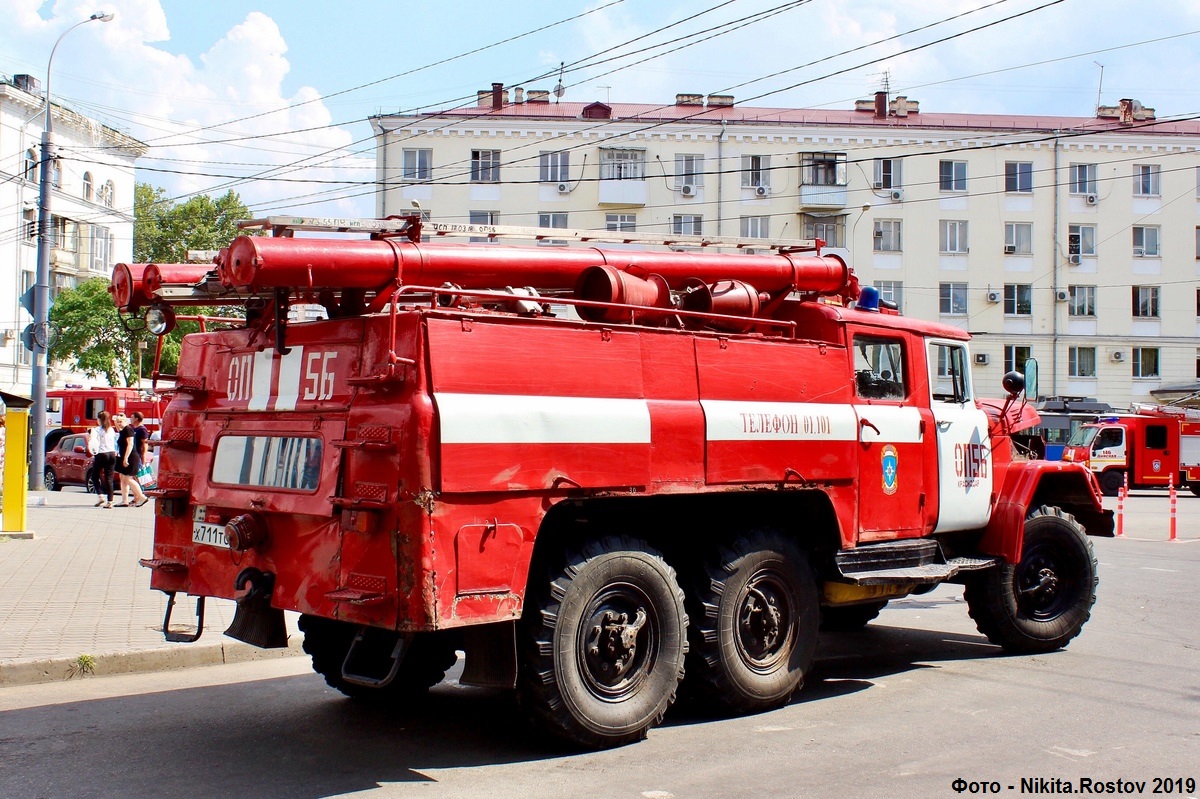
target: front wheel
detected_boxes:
[685,531,819,714]
[518,536,687,749]
[44,468,60,492]
[965,506,1098,653]
[1099,470,1124,497]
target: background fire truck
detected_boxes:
[42,387,164,492]
[1063,403,1200,496]
[119,216,1112,749]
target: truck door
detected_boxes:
[926,339,992,532]
[1135,422,1173,486]
[851,332,926,539]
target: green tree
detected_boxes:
[50,185,252,385]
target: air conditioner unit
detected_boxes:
[873,181,884,189]
[1068,254,1082,265]
[889,189,903,202]
[754,185,769,197]
[1055,289,1070,302]
[974,353,990,365]
[1003,244,1017,254]
[872,229,884,238]
[1133,247,1145,257]
[0,329,14,344]
[556,182,571,194]
[1085,193,1098,206]
[1110,350,1126,363]
[986,290,1002,303]
[681,183,696,197]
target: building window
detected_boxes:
[1069,163,1097,194]
[468,210,497,243]
[50,159,62,188]
[939,160,967,192]
[52,216,78,252]
[873,280,903,311]
[673,215,702,236]
[740,216,769,239]
[1195,226,1200,259]
[674,154,704,188]
[1069,285,1096,317]
[23,208,36,241]
[470,149,500,183]
[939,220,968,253]
[1132,285,1160,318]
[1004,283,1032,316]
[24,148,38,183]
[402,149,432,181]
[1069,224,1096,257]
[741,155,770,188]
[82,172,94,201]
[939,282,968,315]
[1132,347,1160,378]
[600,148,645,180]
[1069,347,1097,378]
[873,158,901,189]
[1133,164,1161,196]
[799,152,846,186]
[873,219,901,252]
[537,212,568,245]
[605,214,636,232]
[1004,222,1032,255]
[539,151,569,183]
[1133,226,1160,257]
[1004,345,1032,375]
[801,214,843,247]
[99,181,115,208]
[1005,161,1033,193]
[90,224,112,272]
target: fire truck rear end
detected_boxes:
[121,215,1113,749]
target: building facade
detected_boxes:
[1,74,144,395]
[372,86,1200,409]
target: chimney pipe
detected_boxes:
[874,91,887,119]
[514,87,524,104]
[492,82,504,110]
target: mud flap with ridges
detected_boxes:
[224,568,288,648]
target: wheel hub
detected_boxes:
[740,586,782,654]
[586,607,647,682]
[735,572,794,670]
[1016,547,1074,620]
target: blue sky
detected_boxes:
[3,0,1199,219]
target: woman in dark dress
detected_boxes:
[115,414,148,507]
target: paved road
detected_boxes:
[0,493,1196,799]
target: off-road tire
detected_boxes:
[44,468,60,492]
[297,615,457,702]
[965,506,1098,653]
[685,531,819,714]
[1099,470,1125,497]
[820,601,887,632]
[517,536,687,749]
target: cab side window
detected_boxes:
[929,342,971,403]
[1145,425,1168,450]
[853,335,906,400]
[85,399,105,419]
[1095,429,1123,450]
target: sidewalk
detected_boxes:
[0,489,302,688]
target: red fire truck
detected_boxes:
[46,387,163,445]
[119,215,1112,749]
[1062,403,1200,496]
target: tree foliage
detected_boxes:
[49,185,253,385]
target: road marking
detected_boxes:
[1139,567,1177,573]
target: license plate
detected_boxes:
[191,505,226,548]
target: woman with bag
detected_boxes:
[88,411,118,508]
[115,414,149,507]
[130,412,155,493]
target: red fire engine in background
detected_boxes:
[116,215,1112,749]
[46,387,163,444]
[1062,403,1200,496]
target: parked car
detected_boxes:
[44,433,94,492]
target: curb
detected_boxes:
[0,635,307,688]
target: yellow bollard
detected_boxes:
[1,393,34,533]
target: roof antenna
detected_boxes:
[553,62,565,103]
[1093,62,1104,113]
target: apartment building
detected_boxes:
[372,85,1200,409]
[0,74,144,394]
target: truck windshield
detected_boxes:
[1066,426,1099,447]
[212,435,323,491]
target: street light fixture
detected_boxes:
[30,10,115,490]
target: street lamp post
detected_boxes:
[30,11,114,490]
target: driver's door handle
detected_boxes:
[859,418,881,436]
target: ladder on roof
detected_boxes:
[237,215,825,253]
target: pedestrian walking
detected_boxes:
[87,411,118,508]
[115,414,149,507]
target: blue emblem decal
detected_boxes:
[881,444,898,495]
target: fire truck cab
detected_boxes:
[119,216,1112,749]
[1063,404,1200,495]
[46,387,162,446]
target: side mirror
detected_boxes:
[73,445,86,454]
[1001,370,1025,398]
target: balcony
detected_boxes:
[799,183,847,209]
[598,179,647,206]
